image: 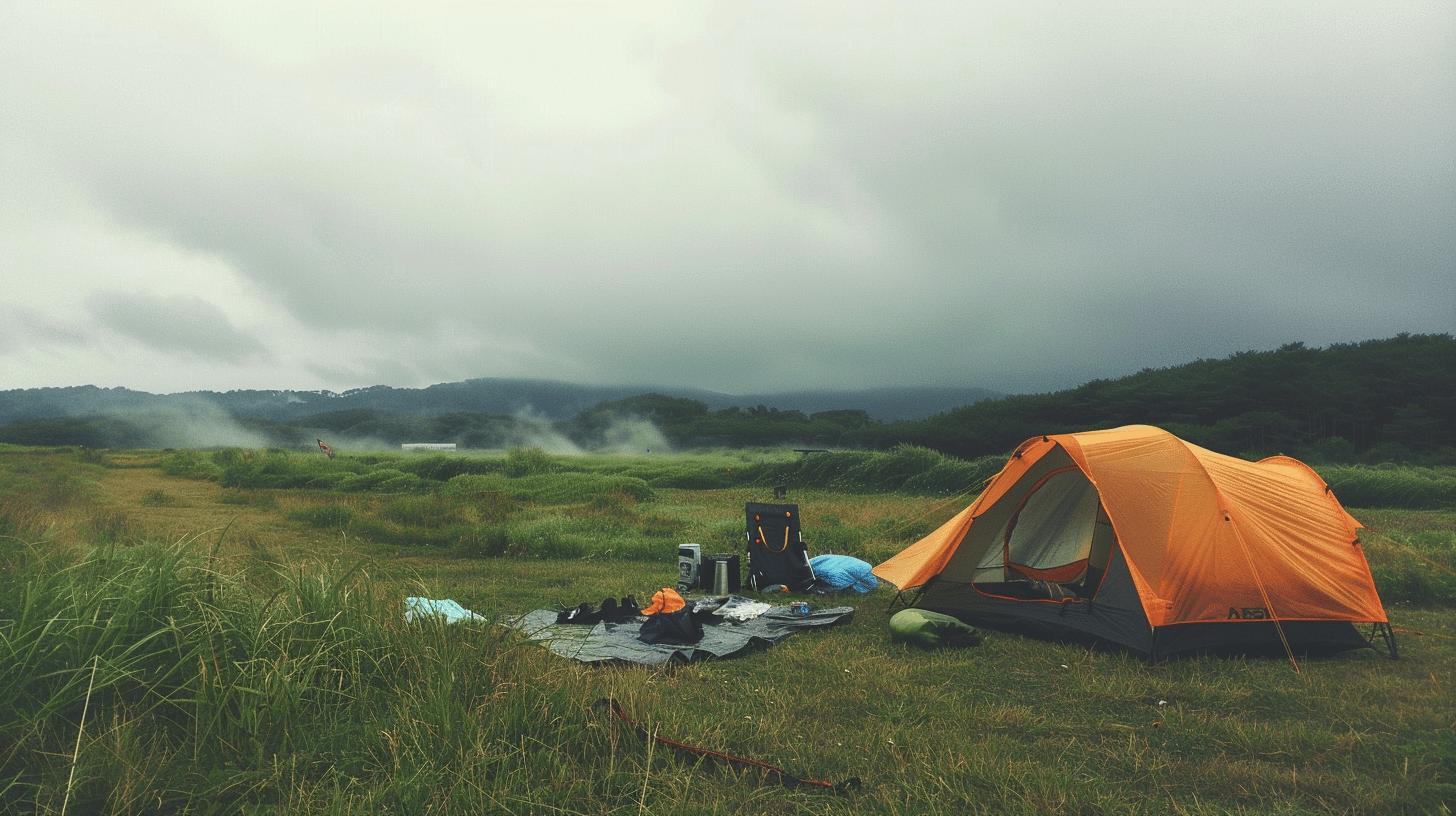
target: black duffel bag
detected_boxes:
[638,608,703,645]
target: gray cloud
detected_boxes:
[0,2,1451,394]
[0,307,90,354]
[87,292,270,364]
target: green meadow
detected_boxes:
[1,444,1453,814]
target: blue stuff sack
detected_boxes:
[809,555,878,593]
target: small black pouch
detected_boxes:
[637,608,704,644]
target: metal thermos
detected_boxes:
[713,560,729,595]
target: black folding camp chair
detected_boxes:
[744,502,816,591]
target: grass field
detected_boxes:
[2,445,1453,814]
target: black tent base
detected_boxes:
[924,603,1387,661]
[909,564,1394,661]
[1148,620,1378,660]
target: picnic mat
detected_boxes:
[506,605,854,666]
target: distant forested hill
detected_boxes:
[887,334,1455,461]
[0,379,995,425]
[561,335,1454,461]
[0,378,999,449]
[0,380,695,424]
[722,387,1000,421]
[1,335,1449,460]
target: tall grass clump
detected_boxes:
[12,469,97,512]
[449,517,636,559]
[1361,522,1456,606]
[75,447,109,466]
[0,501,49,545]
[450,523,512,558]
[502,517,592,559]
[140,488,176,507]
[337,468,423,493]
[345,493,496,549]
[743,446,1003,494]
[218,450,373,489]
[216,489,280,509]
[440,473,510,498]
[441,471,652,504]
[439,477,515,524]
[503,446,558,477]
[395,453,502,481]
[1321,464,1456,509]
[0,540,623,813]
[82,509,134,544]
[512,472,654,503]
[626,458,744,489]
[160,450,222,481]
[379,495,467,527]
[289,504,356,529]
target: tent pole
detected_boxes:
[888,587,925,612]
[1369,622,1399,659]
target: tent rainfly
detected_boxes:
[873,426,1395,658]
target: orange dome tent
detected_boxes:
[874,426,1394,658]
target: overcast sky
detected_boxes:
[1,2,1452,396]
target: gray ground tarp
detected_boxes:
[507,605,854,666]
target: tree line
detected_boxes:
[2,334,1451,462]
[574,334,1456,462]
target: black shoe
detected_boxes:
[556,602,599,624]
[599,597,620,621]
[619,595,640,617]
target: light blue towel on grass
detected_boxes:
[404,597,487,624]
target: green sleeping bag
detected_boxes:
[889,608,982,649]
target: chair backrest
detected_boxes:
[744,502,816,591]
